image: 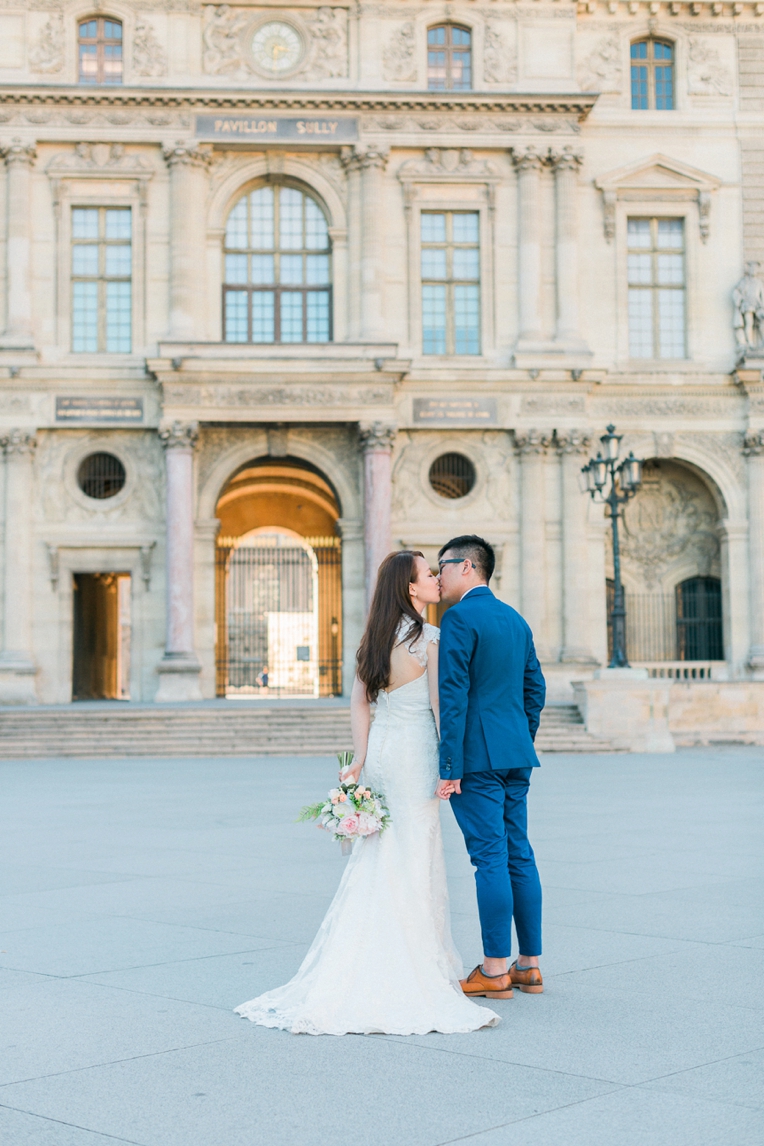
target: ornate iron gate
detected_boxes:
[216,533,342,698]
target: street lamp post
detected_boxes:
[581,425,644,668]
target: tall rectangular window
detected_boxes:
[627,217,685,359]
[72,207,132,353]
[630,39,674,110]
[421,211,480,355]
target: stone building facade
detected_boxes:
[0,0,763,706]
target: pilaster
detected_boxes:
[0,140,36,350]
[359,420,395,609]
[0,429,38,703]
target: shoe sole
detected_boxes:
[462,988,514,999]
[516,984,543,994]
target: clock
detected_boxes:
[250,20,305,77]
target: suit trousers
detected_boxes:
[450,768,542,959]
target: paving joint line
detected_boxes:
[0,1103,150,1146]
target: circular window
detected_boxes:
[428,453,476,500]
[77,453,126,500]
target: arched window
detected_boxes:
[223,184,332,344]
[676,577,723,660]
[78,17,123,85]
[427,25,471,91]
[631,39,674,109]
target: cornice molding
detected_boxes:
[0,85,598,121]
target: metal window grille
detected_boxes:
[77,452,126,500]
[627,217,685,360]
[71,206,132,353]
[421,211,480,356]
[78,18,123,85]
[428,453,476,499]
[427,24,472,91]
[215,534,342,698]
[630,39,674,110]
[223,184,332,345]
[606,578,723,662]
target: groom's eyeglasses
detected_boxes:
[438,559,475,570]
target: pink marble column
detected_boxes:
[157,421,202,701]
[360,422,396,609]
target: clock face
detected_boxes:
[250,21,304,76]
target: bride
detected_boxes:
[234,550,499,1036]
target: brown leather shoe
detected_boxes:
[460,964,513,999]
[509,961,543,993]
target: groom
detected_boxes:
[436,535,546,1000]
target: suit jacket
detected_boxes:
[438,586,546,780]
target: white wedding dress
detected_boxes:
[235,620,499,1036]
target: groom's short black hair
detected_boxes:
[438,535,495,583]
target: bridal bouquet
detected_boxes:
[298,752,391,856]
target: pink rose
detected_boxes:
[356,812,379,837]
[338,793,347,803]
[336,814,359,837]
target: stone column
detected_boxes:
[340,147,363,340]
[359,422,396,609]
[336,516,364,695]
[358,147,389,342]
[0,140,36,349]
[156,421,202,701]
[0,430,37,703]
[515,430,551,660]
[557,430,599,665]
[551,148,584,346]
[744,431,764,676]
[512,148,545,343]
[163,143,211,341]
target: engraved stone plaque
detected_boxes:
[56,397,144,423]
[412,397,498,425]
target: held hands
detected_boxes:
[436,778,461,800]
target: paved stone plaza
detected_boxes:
[1,748,762,1146]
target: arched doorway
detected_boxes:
[214,458,342,698]
[608,458,725,665]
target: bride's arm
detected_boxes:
[345,674,371,782]
[427,641,440,737]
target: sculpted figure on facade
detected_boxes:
[203,5,249,76]
[29,12,64,75]
[578,34,622,94]
[687,38,732,97]
[383,22,417,83]
[483,23,517,86]
[133,17,168,78]
[303,8,348,81]
[733,262,764,353]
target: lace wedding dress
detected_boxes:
[235,620,499,1036]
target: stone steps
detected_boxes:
[0,702,620,758]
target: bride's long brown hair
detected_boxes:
[356,550,426,702]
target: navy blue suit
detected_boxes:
[439,586,546,958]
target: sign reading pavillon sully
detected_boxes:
[195,115,359,143]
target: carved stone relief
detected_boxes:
[38,432,163,525]
[617,460,720,590]
[483,22,517,86]
[397,148,496,180]
[29,11,64,74]
[687,37,732,97]
[391,431,513,522]
[383,21,417,83]
[201,5,347,81]
[302,7,348,80]
[202,4,249,76]
[578,34,622,93]
[133,17,168,78]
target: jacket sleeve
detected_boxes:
[523,636,546,742]
[438,608,475,781]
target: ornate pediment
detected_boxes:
[594,154,722,242]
